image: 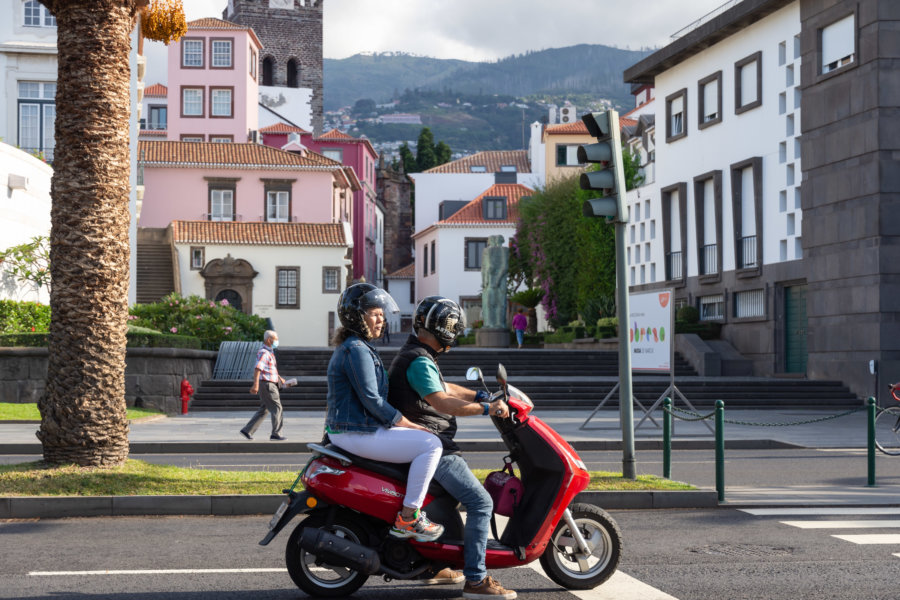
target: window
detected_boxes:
[210,87,233,118]
[181,87,204,117]
[699,294,725,321]
[464,238,487,270]
[190,247,205,270]
[262,56,274,86]
[24,1,55,27]
[422,244,428,277]
[469,165,487,173]
[322,148,343,162]
[181,39,204,68]
[821,14,855,74]
[17,81,56,161]
[730,157,763,273]
[734,289,765,318]
[210,136,233,143]
[276,267,300,309]
[409,282,415,305]
[693,171,722,279]
[665,89,687,142]
[210,39,233,68]
[250,48,257,80]
[698,72,722,129]
[735,51,762,113]
[209,187,234,221]
[483,197,507,220]
[430,241,435,274]
[287,58,299,88]
[147,105,167,130]
[322,267,340,293]
[266,190,290,222]
[555,144,582,166]
[500,165,517,172]
[181,135,204,142]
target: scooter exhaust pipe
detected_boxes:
[298,528,381,575]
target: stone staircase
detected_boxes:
[189,347,860,412]
[136,228,175,304]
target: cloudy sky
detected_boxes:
[146,0,729,84]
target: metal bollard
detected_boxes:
[715,400,725,502]
[663,397,672,479]
[867,397,876,487]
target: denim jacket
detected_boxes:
[325,334,401,433]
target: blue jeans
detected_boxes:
[515,329,525,347]
[432,454,492,583]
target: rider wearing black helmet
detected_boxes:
[387,296,515,600]
[325,283,446,543]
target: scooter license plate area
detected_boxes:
[268,500,289,530]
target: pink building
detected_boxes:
[138,140,359,227]
[164,18,262,143]
[261,126,379,282]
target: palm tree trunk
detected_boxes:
[37,0,138,466]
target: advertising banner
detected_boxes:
[629,289,674,373]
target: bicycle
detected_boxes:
[874,383,900,455]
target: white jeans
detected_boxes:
[330,426,442,510]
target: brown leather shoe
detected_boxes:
[463,576,517,599]
[423,567,465,585]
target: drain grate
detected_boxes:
[688,544,794,557]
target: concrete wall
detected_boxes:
[0,347,216,414]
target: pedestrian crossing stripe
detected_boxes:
[832,534,900,545]
[780,520,900,529]
[740,508,900,516]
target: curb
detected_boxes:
[0,439,803,455]
[0,490,720,520]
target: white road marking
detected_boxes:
[831,535,900,545]
[780,520,900,529]
[740,508,900,516]
[29,568,287,576]
[527,563,679,600]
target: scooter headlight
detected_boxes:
[506,385,533,408]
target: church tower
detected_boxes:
[224,0,324,134]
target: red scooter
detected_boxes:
[261,364,622,596]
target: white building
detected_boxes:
[383,262,415,335]
[412,183,532,325]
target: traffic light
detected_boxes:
[578,110,629,223]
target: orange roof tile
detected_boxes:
[259,123,311,135]
[441,183,533,225]
[138,129,167,137]
[620,117,638,128]
[423,150,530,174]
[318,128,353,140]
[385,263,415,279]
[138,140,342,170]
[144,83,167,97]
[545,121,589,135]
[186,18,262,49]
[171,221,347,246]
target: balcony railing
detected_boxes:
[738,235,758,268]
[666,251,683,281]
[202,214,244,222]
[701,243,718,275]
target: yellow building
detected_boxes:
[541,118,637,184]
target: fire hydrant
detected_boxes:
[180,378,194,414]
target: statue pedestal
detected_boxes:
[476,328,510,348]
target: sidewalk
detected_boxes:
[3,407,899,518]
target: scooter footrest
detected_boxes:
[486,539,514,551]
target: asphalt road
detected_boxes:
[3,508,899,599]
[6,448,898,490]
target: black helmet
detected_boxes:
[338,283,399,340]
[413,296,466,347]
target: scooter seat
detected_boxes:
[319,443,450,498]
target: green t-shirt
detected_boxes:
[406,356,445,398]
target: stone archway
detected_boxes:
[200,254,258,314]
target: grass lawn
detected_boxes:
[0,403,163,421]
[0,460,694,497]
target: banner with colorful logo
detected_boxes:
[629,289,674,373]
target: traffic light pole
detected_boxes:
[614,220,636,479]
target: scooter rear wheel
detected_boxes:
[539,503,621,590]
[285,512,370,597]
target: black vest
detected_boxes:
[387,335,460,454]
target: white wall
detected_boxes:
[409,172,496,234]
[526,121,546,190]
[635,2,801,281]
[259,86,313,133]
[0,142,52,303]
[174,242,350,347]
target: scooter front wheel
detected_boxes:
[539,503,621,590]
[285,512,370,597]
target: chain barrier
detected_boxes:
[664,404,866,427]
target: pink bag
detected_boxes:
[483,460,523,517]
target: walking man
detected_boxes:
[240,330,287,441]
[512,308,527,349]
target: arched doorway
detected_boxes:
[262,56,275,86]
[287,58,299,88]
[200,254,258,314]
[215,289,243,312]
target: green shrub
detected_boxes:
[510,287,544,308]
[675,321,722,339]
[0,332,49,347]
[544,328,577,344]
[129,293,267,349]
[0,300,50,334]
[676,305,700,324]
[594,317,618,339]
[0,329,203,349]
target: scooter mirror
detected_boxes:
[496,364,507,386]
[466,367,483,382]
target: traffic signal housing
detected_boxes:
[578,110,629,223]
